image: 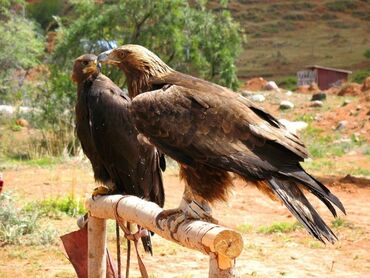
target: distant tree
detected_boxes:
[364,49,370,59]
[53,0,244,90]
[35,0,244,155]
[26,0,65,30]
[0,1,44,104]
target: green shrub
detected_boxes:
[0,192,40,245]
[0,192,73,245]
[277,76,297,91]
[331,217,353,228]
[24,195,86,219]
[325,1,358,12]
[236,223,253,234]
[26,0,65,30]
[351,69,370,83]
[352,11,370,21]
[283,13,306,21]
[326,21,358,29]
[257,222,301,234]
[364,49,370,59]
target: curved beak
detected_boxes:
[97,49,112,63]
[97,49,120,65]
[82,59,98,74]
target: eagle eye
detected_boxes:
[117,50,128,59]
[81,60,89,66]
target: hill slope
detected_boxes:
[212,0,370,79]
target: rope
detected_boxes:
[114,196,149,278]
[125,222,131,278]
[116,221,121,278]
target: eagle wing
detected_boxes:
[87,74,164,206]
[131,74,345,242]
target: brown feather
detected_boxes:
[100,45,345,243]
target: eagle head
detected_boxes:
[97,44,172,80]
[97,45,173,97]
[72,54,100,83]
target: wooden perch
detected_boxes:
[86,195,244,273]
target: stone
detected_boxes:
[15,118,29,127]
[342,99,351,106]
[279,119,308,134]
[361,76,370,92]
[335,120,348,131]
[279,100,294,110]
[311,92,326,101]
[248,94,265,102]
[264,81,280,92]
[309,100,323,107]
[240,90,253,97]
[286,91,293,96]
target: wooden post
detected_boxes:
[209,253,239,278]
[86,195,243,277]
[88,214,107,278]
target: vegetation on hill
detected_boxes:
[0,0,243,159]
[0,0,369,162]
[214,0,370,79]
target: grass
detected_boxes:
[350,167,370,177]
[0,192,58,245]
[0,115,77,168]
[351,68,370,83]
[298,123,366,159]
[277,76,297,91]
[331,217,353,229]
[257,222,301,234]
[302,158,370,177]
[0,156,62,170]
[325,0,358,12]
[234,1,370,78]
[236,223,253,234]
[24,195,86,219]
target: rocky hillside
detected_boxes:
[211,0,370,80]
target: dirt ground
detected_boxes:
[1,162,369,278]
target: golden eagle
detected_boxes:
[97,45,345,243]
[72,54,165,253]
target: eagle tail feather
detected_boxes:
[141,233,153,255]
[284,167,346,215]
[267,177,337,243]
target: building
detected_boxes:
[297,65,352,90]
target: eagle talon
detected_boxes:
[185,200,219,224]
[92,185,112,200]
[155,208,183,231]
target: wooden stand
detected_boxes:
[86,195,243,277]
[87,215,107,278]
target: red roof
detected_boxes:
[305,65,352,74]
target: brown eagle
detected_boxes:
[97,45,345,243]
[72,54,165,253]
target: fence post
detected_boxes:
[209,253,239,278]
[85,195,243,278]
[88,214,107,278]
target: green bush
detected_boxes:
[364,49,370,59]
[257,222,301,234]
[0,4,44,104]
[26,0,65,30]
[277,76,297,91]
[325,0,358,12]
[351,69,370,83]
[24,195,86,219]
[352,11,370,21]
[0,192,40,245]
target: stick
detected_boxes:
[86,195,243,270]
[88,215,107,278]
